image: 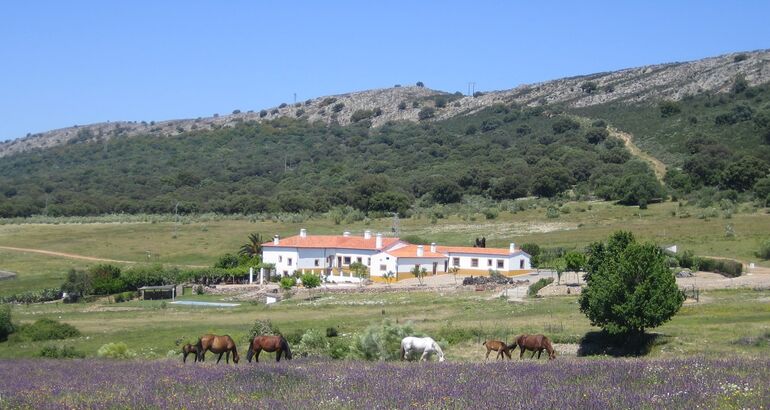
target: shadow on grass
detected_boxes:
[577,330,668,357]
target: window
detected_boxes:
[453,257,460,267]
[356,257,362,264]
[287,258,292,266]
[314,259,320,267]
[497,259,504,269]
[471,258,478,267]
[344,256,351,265]
[367,258,371,266]
[487,259,493,267]
[380,264,387,272]
[278,256,282,263]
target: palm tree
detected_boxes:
[239,233,263,258]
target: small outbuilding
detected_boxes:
[138,285,176,300]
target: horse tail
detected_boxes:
[399,344,406,361]
[280,336,292,360]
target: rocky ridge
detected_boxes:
[2,49,768,158]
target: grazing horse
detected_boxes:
[400,336,445,362]
[511,334,556,360]
[482,340,512,360]
[197,334,239,364]
[246,335,292,363]
[182,343,199,363]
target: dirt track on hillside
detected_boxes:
[0,245,206,268]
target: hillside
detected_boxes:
[1,50,769,218]
[1,49,768,158]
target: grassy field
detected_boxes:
[1,200,768,296]
[1,287,768,360]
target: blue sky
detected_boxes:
[1,1,769,141]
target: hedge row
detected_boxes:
[0,288,62,304]
[675,251,743,277]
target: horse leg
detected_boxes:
[276,349,281,362]
[485,349,491,361]
[183,351,188,363]
[530,350,537,359]
[519,348,525,360]
[255,349,261,363]
[217,352,223,364]
[420,350,430,362]
[226,351,230,364]
[537,349,543,360]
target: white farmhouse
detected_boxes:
[262,229,531,283]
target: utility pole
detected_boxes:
[293,93,297,104]
[468,82,476,96]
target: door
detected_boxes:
[432,262,438,276]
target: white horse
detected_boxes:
[400,336,445,362]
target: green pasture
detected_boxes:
[1,288,767,360]
[0,200,768,296]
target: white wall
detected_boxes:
[395,257,447,274]
[262,247,300,276]
[370,252,398,277]
[447,252,531,272]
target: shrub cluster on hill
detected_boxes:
[574,81,770,202]
[0,102,662,217]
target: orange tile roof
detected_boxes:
[436,246,516,256]
[263,235,401,250]
[386,245,447,258]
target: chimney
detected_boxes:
[375,233,383,249]
[364,230,371,239]
[300,228,307,238]
[273,235,280,245]
[430,242,436,253]
[343,231,351,237]
[417,245,424,257]
[509,243,516,253]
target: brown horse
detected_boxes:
[197,334,239,364]
[482,340,512,360]
[510,334,556,360]
[246,335,292,362]
[182,343,199,363]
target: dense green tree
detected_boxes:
[719,157,768,191]
[579,231,684,336]
[430,180,463,204]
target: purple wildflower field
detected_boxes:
[0,358,768,409]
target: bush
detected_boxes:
[348,320,416,361]
[248,319,281,340]
[696,257,743,277]
[332,103,345,113]
[97,342,136,359]
[280,276,297,290]
[38,345,85,359]
[113,291,135,303]
[300,272,321,289]
[326,327,339,337]
[758,240,770,260]
[329,337,350,359]
[296,328,329,357]
[659,100,681,117]
[0,288,62,304]
[552,118,581,134]
[0,304,13,341]
[528,278,554,297]
[418,107,435,120]
[15,318,80,341]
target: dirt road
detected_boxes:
[0,245,207,268]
